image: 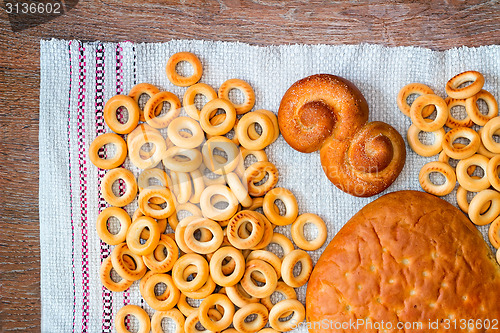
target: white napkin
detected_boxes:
[40,39,500,332]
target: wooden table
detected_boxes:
[0,0,499,331]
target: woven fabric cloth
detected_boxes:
[39,39,500,332]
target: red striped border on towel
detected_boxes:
[67,40,77,333]
[95,43,114,332]
[76,42,90,333]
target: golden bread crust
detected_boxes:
[306,190,500,332]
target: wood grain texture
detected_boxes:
[0,0,499,331]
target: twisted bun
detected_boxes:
[278,74,405,197]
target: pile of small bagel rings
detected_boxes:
[89,51,328,333]
[398,70,500,260]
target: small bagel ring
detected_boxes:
[269,299,305,332]
[183,82,218,120]
[281,249,313,288]
[144,91,181,129]
[138,186,176,219]
[446,71,485,99]
[184,218,224,254]
[200,185,239,221]
[140,271,170,302]
[167,116,205,149]
[199,294,235,332]
[101,168,137,207]
[151,309,185,333]
[226,283,260,308]
[143,273,180,311]
[456,178,489,214]
[174,216,202,254]
[227,210,265,249]
[99,256,133,292]
[418,161,456,196]
[209,246,246,287]
[266,233,295,259]
[488,216,500,249]
[166,52,203,87]
[142,234,179,273]
[218,78,255,115]
[241,259,278,298]
[127,125,166,169]
[406,123,445,157]
[232,303,269,333]
[111,243,147,281]
[246,250,282,281]
[481,117,500,153]
[236,112,275,150]
[248,109,279,144]
[115,305,150,333]
[96,207,131,245]
[410,94,448,132]
[199,98,237,136]
[488,155,500,192]
[89,133,127,169]
[263,187,298,226]
[202,136,240,175]
[172,253,209,292]
[445,97,473,128]
[291,213,327,251]
[465,89,499,126]
[469,189,500,226]
[104,95,140,134]
[126,216,160,256]
[442,127,480,160]
[128,82,161,122]
[163,146,203,172]
[397,83,435,117]
[456,154,490,192]
[244,161,279,197]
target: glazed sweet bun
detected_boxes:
[278,74,405,197]
[306,190,500,332]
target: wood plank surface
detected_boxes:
[0,0,499,331]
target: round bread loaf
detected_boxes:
[306,190,500,332]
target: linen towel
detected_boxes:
[39,39,500,332]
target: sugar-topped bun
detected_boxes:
[278,74,405,197]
